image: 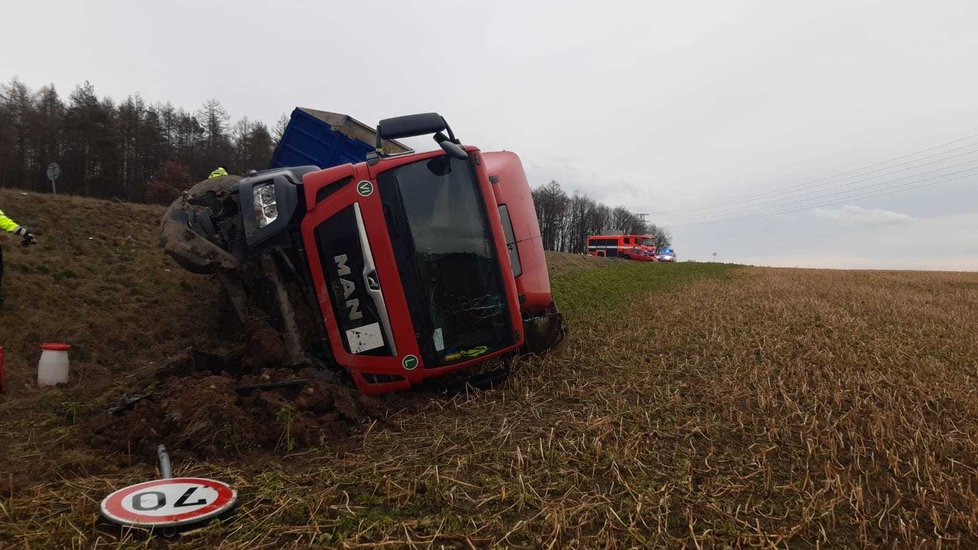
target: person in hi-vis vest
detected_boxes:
[0,207,36,304]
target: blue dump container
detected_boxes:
[270,108,410,170]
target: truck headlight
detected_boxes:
[253,183,278,228]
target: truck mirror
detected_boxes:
[375,113,462,157]
[377,113,447,141]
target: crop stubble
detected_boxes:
[3,226,978,547]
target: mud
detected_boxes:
[158,175,243,274]
[85,363,406,460]
[241,318,289,369]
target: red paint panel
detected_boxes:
[483,151,554,314]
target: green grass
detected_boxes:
[551,261,735,317]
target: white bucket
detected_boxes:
[38,343,71,386]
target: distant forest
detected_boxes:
[0,78,668,249]
[0,79,282,204]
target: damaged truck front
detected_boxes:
[161,111,565,395]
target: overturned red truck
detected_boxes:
[161,111,565,395]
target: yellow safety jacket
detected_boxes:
[0,208,20,233]
[208,167,229,179]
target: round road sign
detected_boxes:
[101,477,237,528]
[46,162,60,181]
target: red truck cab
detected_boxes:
[300,147,526,393]
[163,113,564,395]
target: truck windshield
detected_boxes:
[638,238,655,246]
[379,155,512,367]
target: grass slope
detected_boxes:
[0,190,224,462]
[0,188,221,384]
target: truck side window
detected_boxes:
[497,204,522,278]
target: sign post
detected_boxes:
[46,162,60,195]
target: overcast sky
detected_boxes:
[2,0,977,269]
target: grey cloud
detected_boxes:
[2,0,977,269]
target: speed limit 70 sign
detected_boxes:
[101,477,237,527]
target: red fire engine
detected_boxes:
[585,234,657,261]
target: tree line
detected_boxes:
[0,78,672,249]
[531,180,672,254]
[0,78,283,204]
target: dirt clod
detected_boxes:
[86,366,399,460]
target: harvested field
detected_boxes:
[2,190,978,547]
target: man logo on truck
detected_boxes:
[356,180,374,197]
[333,254,363,321]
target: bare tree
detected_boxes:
[532,180,569,252]
[274,113,290,145]
[0,79,33,188]
[529,180,670,253]
[232,117,275,173]
[63,81,120,196]
[31,85,65,190]
[647,224,672,248]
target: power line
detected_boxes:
[670,166,978,225]
[676,131,978,212]
[730,170,978,223]
[674,168,978,225]
[670,155,978,223]
[679,141,978,215]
